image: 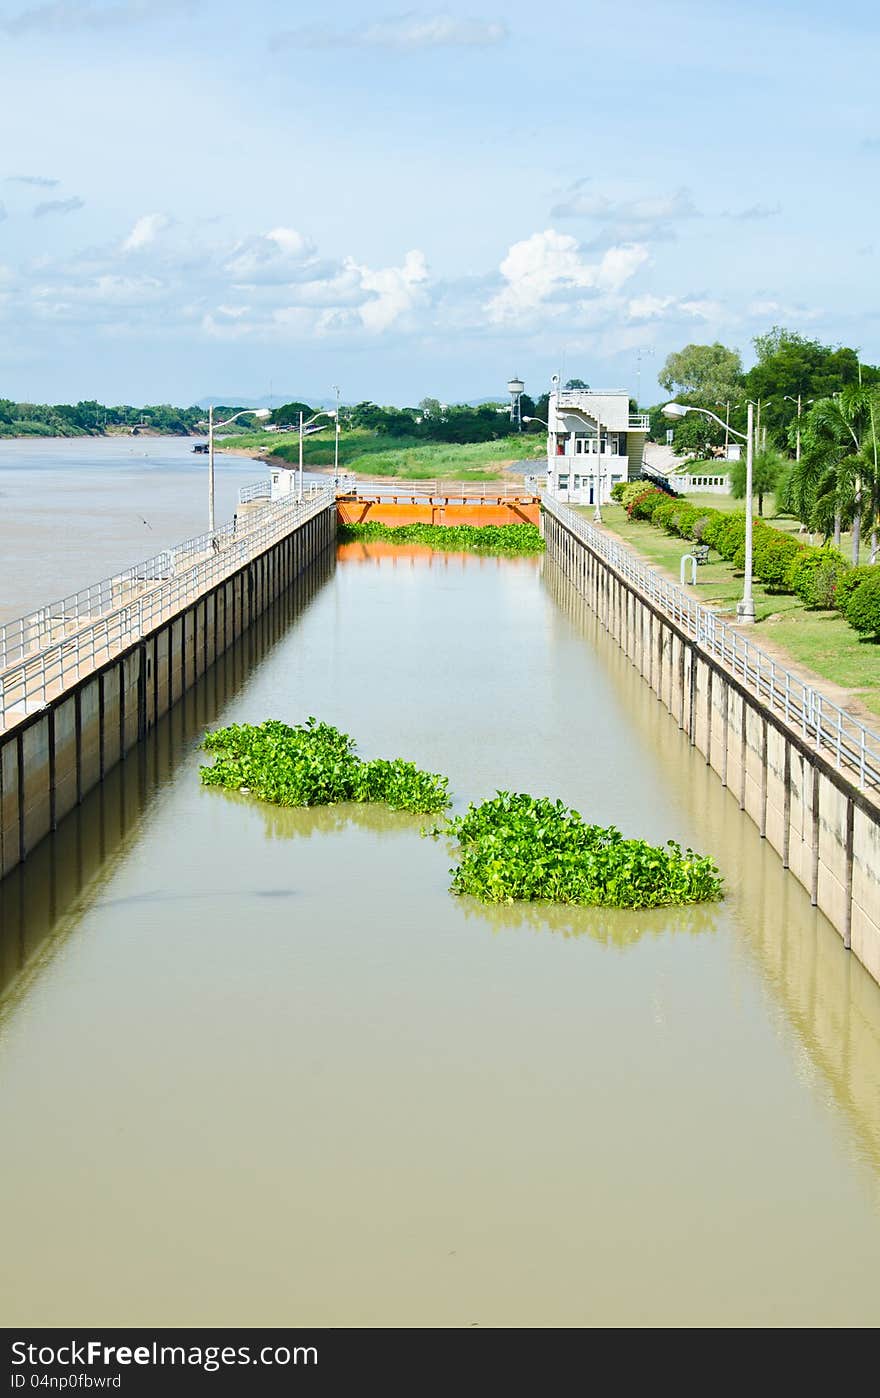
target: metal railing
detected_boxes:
[542,494,880,793]
[338,478,537,500]
[238,479,272,504]
[0,487,336,731]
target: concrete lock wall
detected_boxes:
[0,506,336,880]
[543,509,880,989]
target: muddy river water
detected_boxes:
[1,522,880,1325]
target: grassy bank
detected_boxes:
[590,500,880,718]
[219,429,546,481]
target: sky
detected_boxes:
[0,0,878,407]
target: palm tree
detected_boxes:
[729,447,785,517]
[798,387,880,563]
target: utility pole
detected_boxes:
[333,385,340,484]
[208,404,215,533]
[635,347,654,408]
[299,409,304,502]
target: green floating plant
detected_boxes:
[203,724,723,909]
[430,791,723,909]
[200,717,450,815]
[338,522,545,553]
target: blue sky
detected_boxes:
[0,0,878,406]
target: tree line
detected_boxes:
[0,398,217,438]
[654,328,880,563]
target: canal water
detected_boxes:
[2,541,880,1326]
[0,436,265,622]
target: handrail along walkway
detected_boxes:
[0,487,336,731]
[542,493,880,794]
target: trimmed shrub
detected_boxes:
[699,510,733,551]
[651,499,679,531]
[749,527,804,590]
[621,480,654,510]
[836,565,878,617]
[670,503,699,539]
[843,570,880,636]
[628,488,669,520]
[610,481,627,502]
[690,512,715,543]
[713,513,747,562]
[787,547,850,610]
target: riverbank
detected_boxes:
[216,427,545,483]
[588,501,880,724]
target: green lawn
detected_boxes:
[588,503,880,717]
[219,429,546,482]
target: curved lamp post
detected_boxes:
[663,400,756,625]
[522,415,554,497]
[297,409,337,500]
[208,406,271,531]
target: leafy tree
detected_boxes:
[658,342,743,405]
[729,447,785,517]
[564,377,589,390]
[271,400,314,426]
[671,410,725,460]
[745,326,879,447]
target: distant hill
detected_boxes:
[196,394,509,411]
[195,393,336,410]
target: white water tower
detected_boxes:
[507,376,525,431]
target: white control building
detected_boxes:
[546,388,650,505]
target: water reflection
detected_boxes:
[457,894,721,948]
[0,550,334,1009]
[337,540,542,570]
[544,553,880,1175]
[207,787,427,842]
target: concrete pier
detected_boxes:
[0,493,336,877]
[543,499,880,988]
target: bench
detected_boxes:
[693,544,710,565]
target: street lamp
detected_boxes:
[297,409,336,501]
[523,414,554,495]
[663,400,756,625]
[783,394,814,461]
[208,405,271,531]
[332,385,341,483]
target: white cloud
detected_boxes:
[349,248,429,332]
[487,229,648,323]
[2,1,195,35]
[122,213,170,252]
[724,203,782,220]
[224,228,318,283]
[626,294,674,320]
[748,297,822,321]
[273,13,507,51]
[627,293,723,323]
[6,174,59,187]
[34,195,84,217]
[552,185,698,223]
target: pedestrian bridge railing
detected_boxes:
[542,493,880,794]
[339,478,536,500]
[0,486,336,730]
[238,479,272,504]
